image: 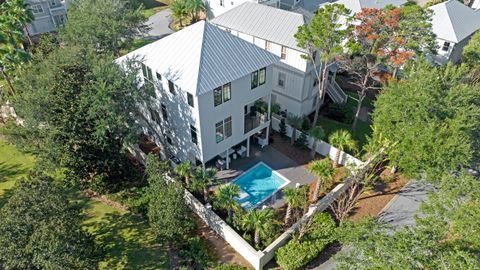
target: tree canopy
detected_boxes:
[0,174,100,269]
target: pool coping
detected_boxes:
[232,161,291,209]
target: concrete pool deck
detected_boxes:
[216,145,316,208]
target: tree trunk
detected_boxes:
[310,140,317,159]
[334,148,341,167]
[312,178,321,201]
[285,203,292,224]
[24,25,33,47]
[185,175,190,187]
[352,98,362,132]
[290,128,296,145]
[254,229,260,248]
[390,165,397,174]
[1,70,15,96]
[227,206,233,221]
[203,186,208,202]
[312,62,330,127]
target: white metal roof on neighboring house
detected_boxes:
[429,0,480,43]
[210,2,310,52]
[117,21,279,96]
[331,0,408,13]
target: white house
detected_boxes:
[428,0,480,65]
[211,2,347,117]
[204,0,280,18]
[329,0,408,14]
[26,0,68,36]
[117,21,279,169]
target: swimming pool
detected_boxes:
[233,162,290,209]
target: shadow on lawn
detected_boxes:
[141,0,168,8]
[87,211,168,270]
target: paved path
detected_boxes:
[313,181,431,270]
[144,8,173,39]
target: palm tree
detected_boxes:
[328,129,357,167]
[287,115,303,146]
[175,160,191,187]
[308,159,335,200]
[170,0,188,28]
[283,186,308,225]
[185,0,205,22]
[240,208,274,249]
[191,167,217,202]
[308,126,325,159]
[214,183,240,221]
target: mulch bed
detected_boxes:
[82,189,129,212]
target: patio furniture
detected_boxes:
[232,153,238,160]
[216,159,226,170]
[237,146,247,158]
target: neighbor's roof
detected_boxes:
[429,0,480,43]
[332,0,408,13]
[211,2,310,52]
[117,21,279,96]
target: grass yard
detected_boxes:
[318,116,372,153]
[0,138,168,269]
[140,0,170,17]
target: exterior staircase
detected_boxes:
[326,79,347,104]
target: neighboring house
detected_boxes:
[204,0,280,18]
[26,0,68,36]
[429,0,480,64]
[117,21,279,169]
[328,0,408,14]
[211,2,347,117]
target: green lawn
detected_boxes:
[140,0,170,17]
[0,139,168,269]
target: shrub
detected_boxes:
[275,213,337,270]
[301,117,310,132]
[214,264,250,270]
[279,119,287,138]
[276,240,318,270]
[294,132,308,149]
[326,103,352,124]
[179,236,212,269]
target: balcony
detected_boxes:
[244,111,268,134]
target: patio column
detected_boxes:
[265,126,270,146]
[246,137,250,157]
[267,92,272,120]
[202,162,206,172]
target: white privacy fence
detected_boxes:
[271,116,362,167]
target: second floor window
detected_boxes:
[50,0,58,7]
[251,67,266,89]
[161,104,168,122]
[156,72,162,81]
[213,83,231,106]
[220,0,224,6]
[141,63,153,81]
[187,93,194,107]
[265,41,272,51]
[190,125,198,145]
[215,117,232,143]
[281,46,287,60]
[31,4,43,13]
[149,108,161,125]
[278,72,286,88]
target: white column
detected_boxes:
[202,162,206,171]
[267,92,272,120]
[265,126,270,146]
[246,138,250,157]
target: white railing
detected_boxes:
[326,80,348,104]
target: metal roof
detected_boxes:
[429,0,480,43]
[211,2,310,52]
[330,0,408,13]
[118,21,279,96]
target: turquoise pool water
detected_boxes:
[233,162,289,209]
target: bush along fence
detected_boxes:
[127,128,365,269]
[271,115,362,166]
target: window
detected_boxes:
[50,0,58,7]
[187,93,194,107]
[168,80,175,95]
[141,63,153,81]
[251,70,259,89]
[220,0,224,6]
[53,14,65,26]
[278,72,286,88]
[156,72,162,81]
[31,4,43,14]
[281,46,287,60]
[149,108,161,125]
[161,104,168,121]
[215,117,232,143]
[190,125,198,145]
[226,28,231,33]
[258,68,266,86]
[442,41,450,52]
[167,136,173,144]
[265,41,272,51]
[213,83,231,106]
[224,117,232,138]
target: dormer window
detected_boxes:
[442,42,450,52]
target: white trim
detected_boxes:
[232,161,291,209]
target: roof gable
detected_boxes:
[118,21,279,96]
[429,0,480,43]
[211,2,309,52]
